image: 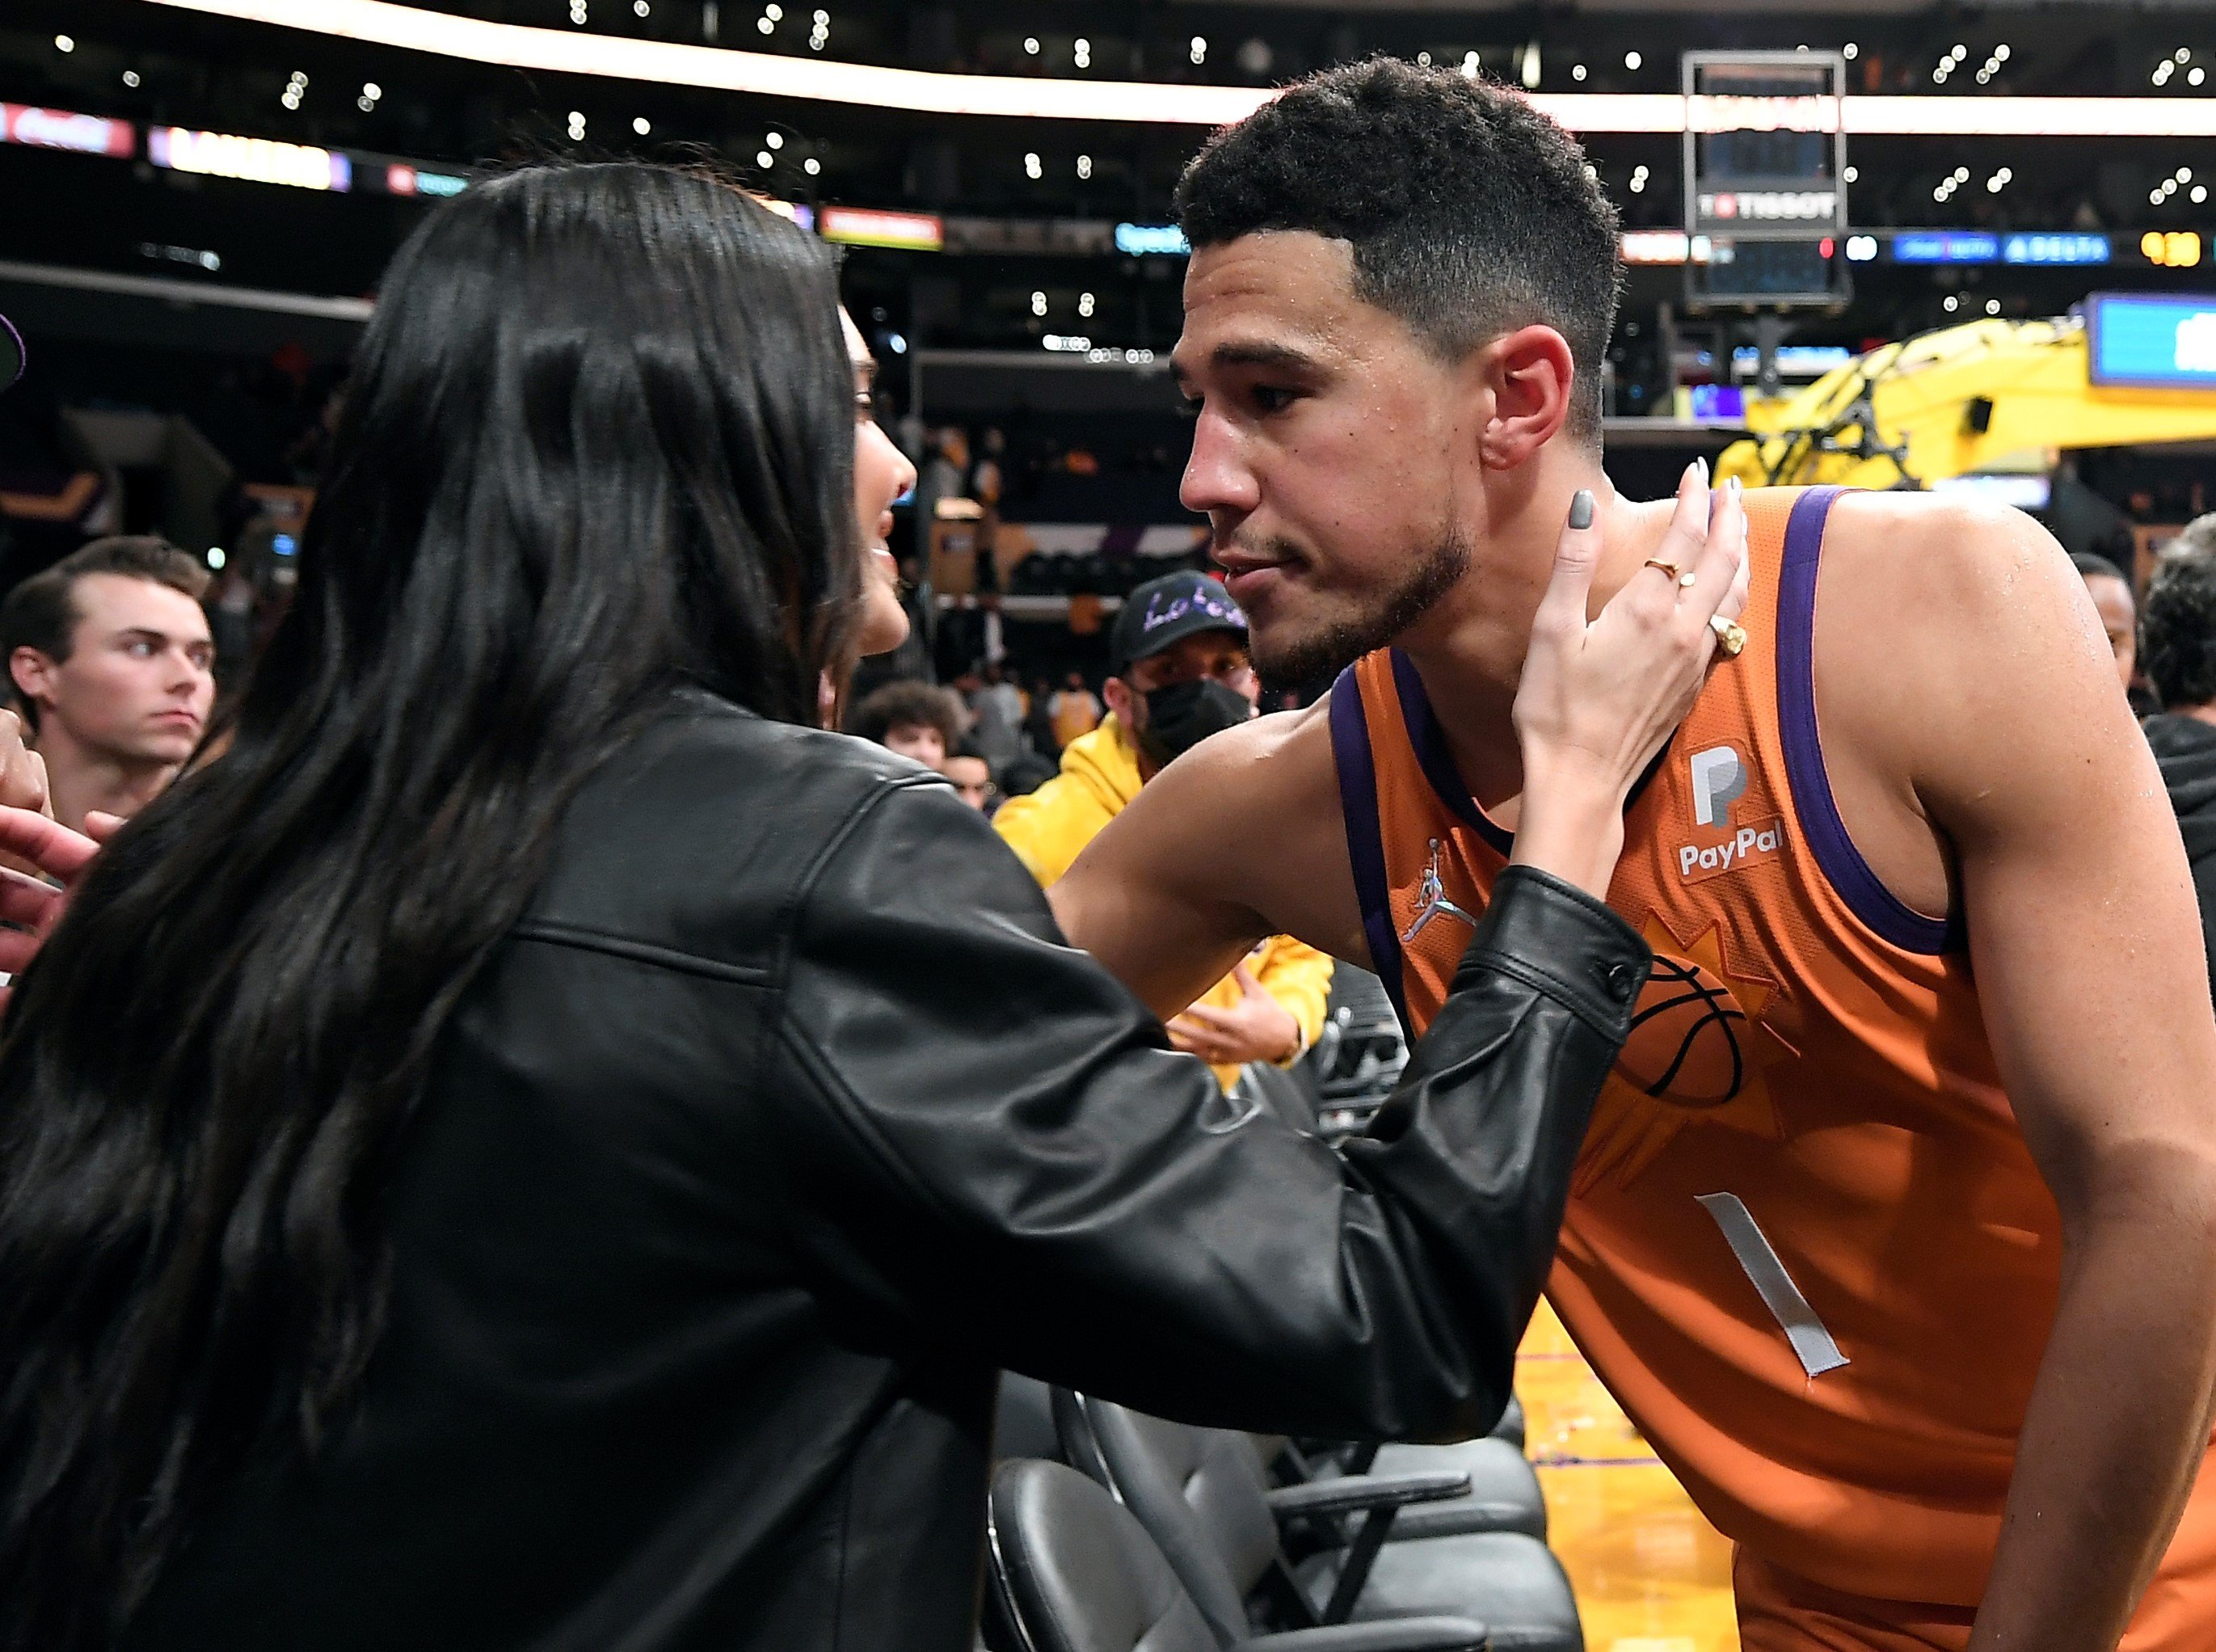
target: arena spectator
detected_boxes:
[1047,669,1103,748]
[941,740,996,813]
[205,563,259,678]
[997,748,1057,800]
[1,536,213,832]
[2139,522,2216,997]
[967,659,1028,770]
[912,426,967,532]
[1022,673,1060,756]
[994,571,1333,1089]
[968,426,1005,512]
[849,678,963,768]
[2073,551,2142,698]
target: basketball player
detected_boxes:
[1052,61,2216,1652]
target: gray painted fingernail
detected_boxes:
[1568,489,1595,529]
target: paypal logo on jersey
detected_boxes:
[1676,743,1785,884]
[1690,745,1749,827]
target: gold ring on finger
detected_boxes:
[1642,557,1681,577]
[1710,615,1749,658]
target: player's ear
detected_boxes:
[1477,325,1577,471]
[8,648,53,710]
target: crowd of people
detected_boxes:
[0,53,2214,1652]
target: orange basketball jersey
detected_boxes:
[1330,487,2216,1619]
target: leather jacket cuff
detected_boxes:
[1454,866,1651,1043]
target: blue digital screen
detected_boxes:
[2088,293,2216,388]
[1730,345,1852,376]
[1932,473,2054,511]
[1891,232,1999,265]
[1689,383,1746,420]
[2003,233,2109,267]
[1114,223,1190,257]
[272,533,297,557]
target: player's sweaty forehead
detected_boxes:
[1172,230,1371,390]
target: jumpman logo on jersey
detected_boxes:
[1401,839,1478,942]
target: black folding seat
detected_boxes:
[1055,1393,1580,1652]
[1296,1390,1539,1541]
[984,1457,1489,1652]
[1490,1394,1527,1451]
[996,1372,1064,1463]
[1283,1431,1547,1543]
[1307,967,1411,1139]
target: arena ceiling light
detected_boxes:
[145,0,1268,124]
[138,0,2216,138]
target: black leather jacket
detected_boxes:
[126,693,1650,1652]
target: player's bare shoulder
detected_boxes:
[1825,490,2073,608]
[1811,491,2116,909]
[1818,490,2104,735]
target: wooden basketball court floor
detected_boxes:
[1518,1299,1741,1652]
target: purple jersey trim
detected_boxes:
[1328,665,1411,1030]
[1388,647,1673,852]
[1389,649,1517,856]
[1775,487,1957,955]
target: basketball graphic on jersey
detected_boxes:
[1616,953,1749,1107]
[1574,920,1796,1195]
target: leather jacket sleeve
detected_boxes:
[763,775,1649,1443]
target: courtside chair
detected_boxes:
[984,1456,1490,1652]
[1053,1392,1580,1652]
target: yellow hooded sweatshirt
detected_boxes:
[993,714,1333,1090]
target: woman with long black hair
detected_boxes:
[0,163,1739,1650]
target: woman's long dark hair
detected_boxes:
[0,162,859,1647]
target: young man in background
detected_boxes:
[941,740,997,813]
[2,536,213,832]
[849,678,964,770]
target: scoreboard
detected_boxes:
[1681,52,1851,310]
[2085,293,2216,390]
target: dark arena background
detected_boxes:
[6,6,2216,1651]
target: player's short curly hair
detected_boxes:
[2144,520,2216,710]
[1173,57,1623,445]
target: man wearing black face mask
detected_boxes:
[995,571,1333,1086]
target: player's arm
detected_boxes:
[1881,504,2216,1649]
[1049,704,1352,1022]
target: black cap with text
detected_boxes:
[1109,571,1249,676]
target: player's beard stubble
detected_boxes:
[1246,525,1472,693]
